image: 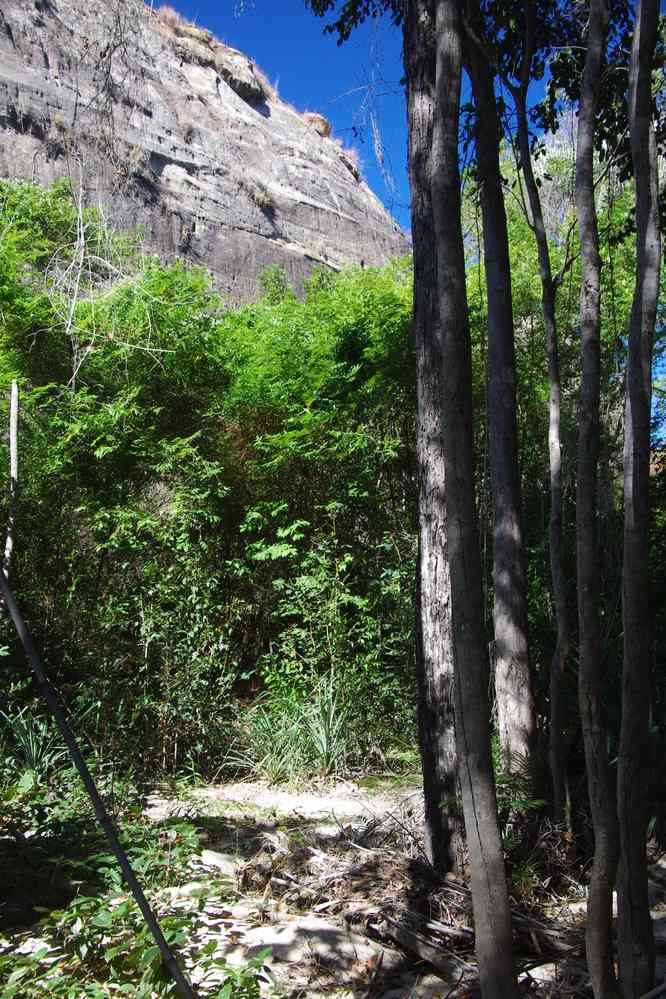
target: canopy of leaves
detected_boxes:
[304,0,403,43]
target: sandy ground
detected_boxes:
[145,777,423,832]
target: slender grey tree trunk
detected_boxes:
[3,379,18,578]
[575,3,619,997]
[406,0,463,874]
[431,2,517,994]
[509,7,569,821]
[617,0,661,993]
[465,11,536,773]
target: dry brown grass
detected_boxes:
[153,4,181,28]
[177,21,212,44]
[237,823,587,995]
[303,111,332,138]
[153,5,212,43]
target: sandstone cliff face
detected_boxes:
[0,0,408,300]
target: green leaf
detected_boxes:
[18,769,37,791]
[138,944,161,968]
[91,908,113,928]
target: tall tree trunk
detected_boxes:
[575,3,619,997]
[431,2,517,995]
[465,11,536,773]
[509,6,569,823]
[406,0,464,874]
[617,0,661,993]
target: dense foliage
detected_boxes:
[0,172,663,795]
[0,179,418,780]
[0,175,663,783]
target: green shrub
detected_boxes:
[230,671,352,782]
[0,181,418,776]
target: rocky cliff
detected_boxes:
[0,0,408,300]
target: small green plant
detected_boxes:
[228,672,351,782]
[229,696,305,783]
[510,857,540,901]
[491,735,546,822]
[304,673,349,776]
[0,705,68,776]
[0,885,269,997]
[198,945,271,998]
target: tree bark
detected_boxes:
[574,3,619,997]
[406,0,464,874]
[617,0,661,993]
[509,6,569,822]
[464,8,536,773]
[431,2,517,995]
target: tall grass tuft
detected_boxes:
[0,705,68,776]
[229,673,351,783]
[305,673,349,776]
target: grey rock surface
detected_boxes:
[0,0,408,301]
[198,849,241,877]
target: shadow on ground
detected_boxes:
[0,819,110,930]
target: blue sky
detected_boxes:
[153,1,412,228]
[152,4,666,248]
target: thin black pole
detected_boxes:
[0,570,197,999]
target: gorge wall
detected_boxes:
[0,0,409,300]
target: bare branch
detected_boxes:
[553,217,579,290]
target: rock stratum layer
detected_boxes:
[0,0,408,299]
